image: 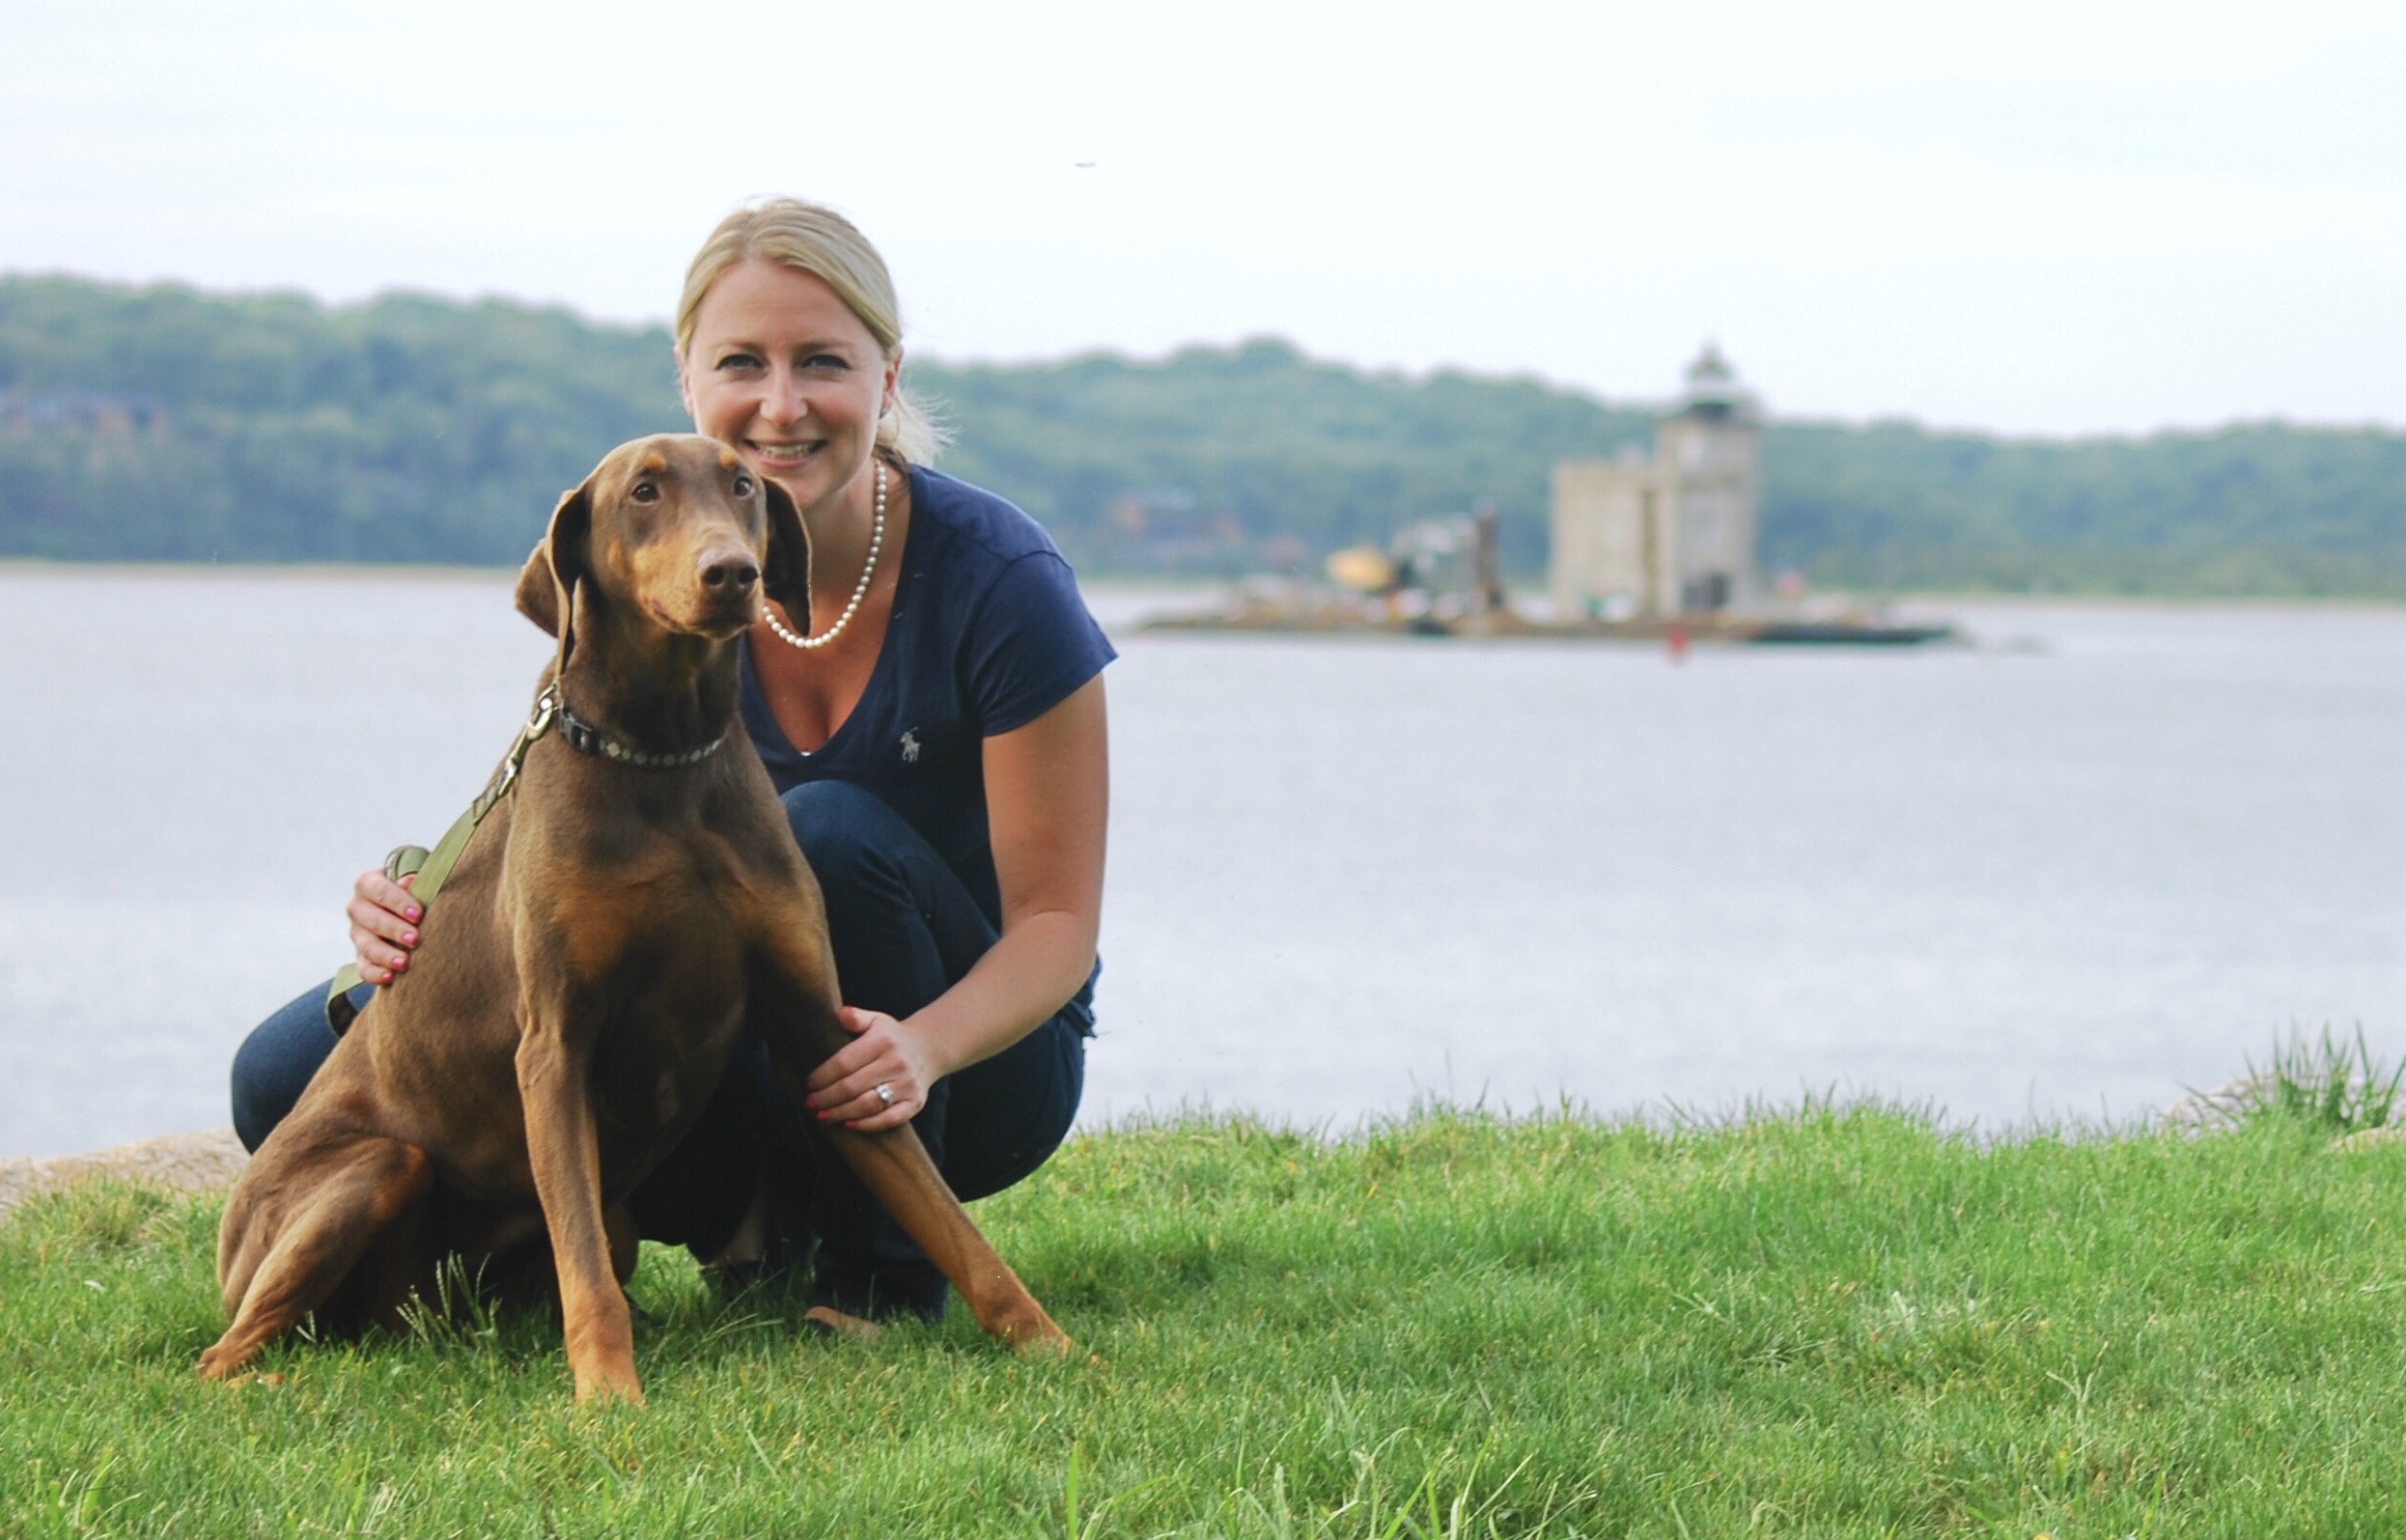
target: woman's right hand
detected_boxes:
[347,869,423,985]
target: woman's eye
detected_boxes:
[631,481,659,503]
[804,353,849,372]
[715,352,760,372]
[731,474,754,496]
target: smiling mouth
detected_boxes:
[746,439,821,468]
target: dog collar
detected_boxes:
[554,696,731,770]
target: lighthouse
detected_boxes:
[1550,345,1765,619]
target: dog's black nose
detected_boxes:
[699,553,761,593]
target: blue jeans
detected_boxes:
[229,779,1087,1321]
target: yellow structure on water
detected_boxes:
[1551,345,1762,620]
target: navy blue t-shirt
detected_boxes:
[737,463,1115,1025]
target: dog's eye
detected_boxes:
[731,474,755,497]
[630,481,659,504]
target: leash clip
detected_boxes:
[521,684,560,748]
[506,683,561,776]
[477,685,561,815]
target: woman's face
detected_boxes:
[679,259,900,515]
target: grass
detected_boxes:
[8,1070,2406,1536]
[2243,1027,2406,1135]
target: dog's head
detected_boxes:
[514,434,810,663]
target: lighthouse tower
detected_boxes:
[1653,343,1763,614]
[1550,345,1765,619]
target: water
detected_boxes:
[3,568,2401,1157]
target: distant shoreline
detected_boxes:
[4,561,2403,612]
[0,557,514,582]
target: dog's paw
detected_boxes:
[573,1367,647,1408]
[195,1343,252,1382]
[1000,1308,1075,1357]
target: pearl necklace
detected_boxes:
[764,462,886,651]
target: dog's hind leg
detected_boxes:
[199,1136,434,1381]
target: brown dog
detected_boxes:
[200,434,1067,1401]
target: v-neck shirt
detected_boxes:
[737,463,1116,1023]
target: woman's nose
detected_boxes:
[757,369,808,427]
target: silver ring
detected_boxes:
[875,1082,895,1106]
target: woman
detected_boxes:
[230,198,1112,1328]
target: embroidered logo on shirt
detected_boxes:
[900,728,922,764]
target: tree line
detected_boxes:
[4,274,2401,595]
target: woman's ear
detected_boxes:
[515,479,593,664]
[675,350,697,422]
[761,477,812,635]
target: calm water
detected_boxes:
[2,569,2401,1158]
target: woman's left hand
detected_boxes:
[804,1006,937,1132]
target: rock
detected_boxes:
[2158,1075,2273,1135]
[0,1129,248,1219]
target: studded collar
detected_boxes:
[553,692,731,770]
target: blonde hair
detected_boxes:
[675,198,946,463]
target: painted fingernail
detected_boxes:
[401,932,418,946]
[405,906,423,922]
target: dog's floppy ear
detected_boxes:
[760,476,813,637]
[515,478,593,665]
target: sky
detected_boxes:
[5,0,2402,436]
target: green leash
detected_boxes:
[325,685,560,1033]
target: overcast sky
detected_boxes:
[6,0,2401,435]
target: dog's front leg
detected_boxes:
[515,1004,644,1406]
[747,937,1071,1352]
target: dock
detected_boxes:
[1143,596,1960,647]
